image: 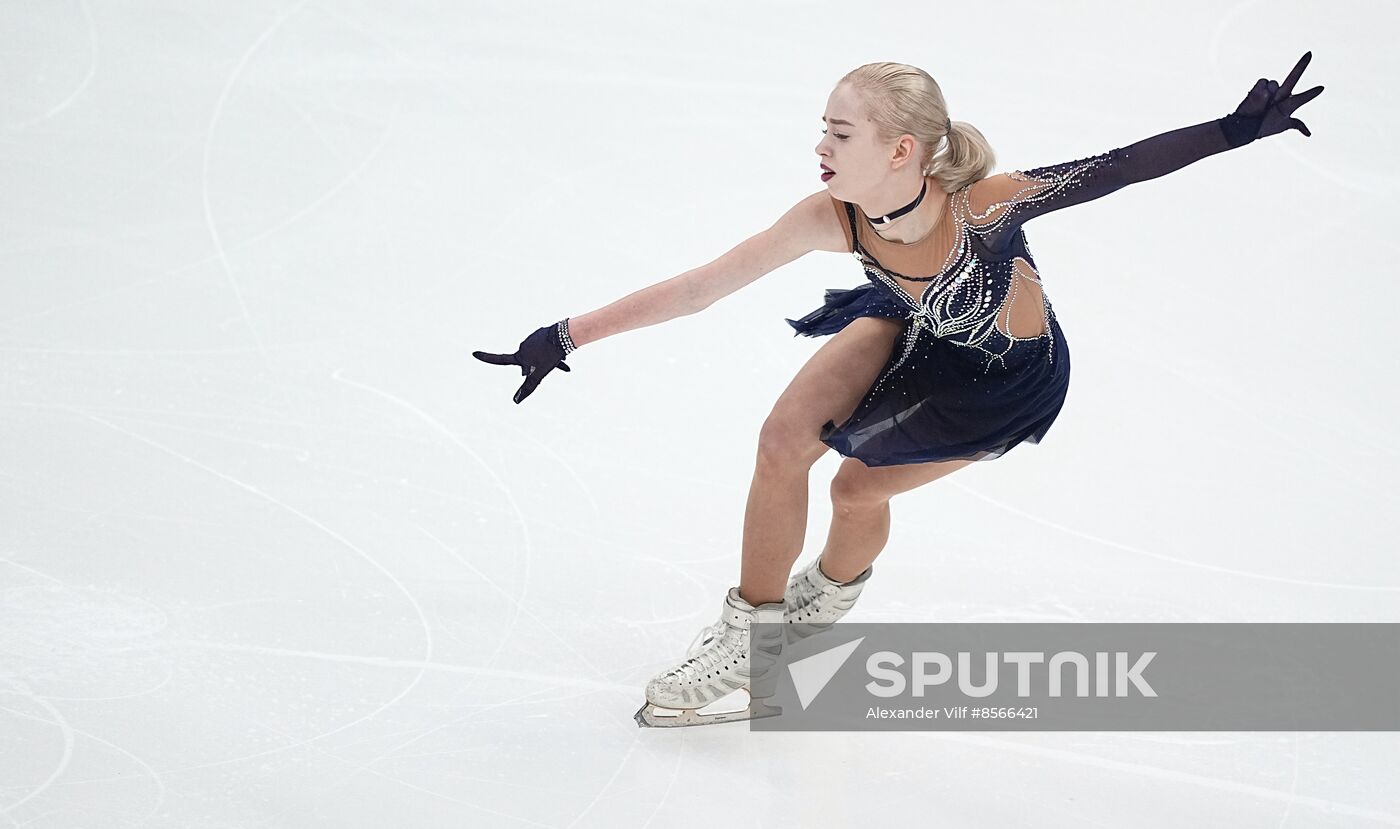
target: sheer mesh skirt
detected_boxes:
[786,283,1071,468]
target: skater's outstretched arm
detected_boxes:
[566,190,830,346]
[968,51,1323,245]
[472,189,831,403]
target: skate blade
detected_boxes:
[634,689,782,728]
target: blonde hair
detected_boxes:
[838,62,996,193]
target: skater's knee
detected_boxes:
[829,468,891,511]
[755,417,826,470]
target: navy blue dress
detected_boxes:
[786,119,1241,467]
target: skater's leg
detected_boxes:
[818,455,976,583]
[817,495,891,585]
[739,316,904,605]
[737,457,810,607]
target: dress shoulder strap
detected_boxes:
[843,200,889,271]
[842,201,864,255]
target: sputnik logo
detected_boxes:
[787,636,865,710]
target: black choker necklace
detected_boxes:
[866,179,927,228]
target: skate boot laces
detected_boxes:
[664,624,745,685]
[685,621,725,658]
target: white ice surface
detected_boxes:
[1,1,1397,827]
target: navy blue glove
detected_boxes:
[473,319,575,404]
[1219,51,1324,147]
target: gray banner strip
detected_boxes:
[749,623,1400,731]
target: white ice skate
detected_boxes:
[634,587,786,728]
[784,557,873,644]
[683,557,873,657]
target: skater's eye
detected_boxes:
[820,129,848,140]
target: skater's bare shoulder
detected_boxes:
[684,190,844,311]
[770,189,850,255]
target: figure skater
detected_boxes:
[473,53,1324,728]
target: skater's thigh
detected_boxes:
[765,316,905,439]
[831,453,976,506]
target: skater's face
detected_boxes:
[814,83,922,196]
